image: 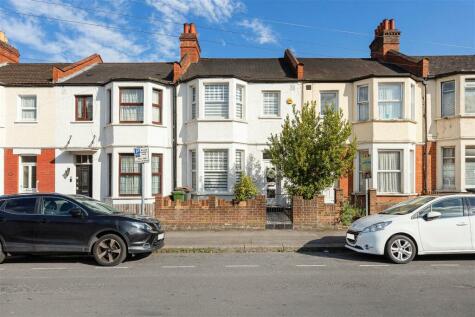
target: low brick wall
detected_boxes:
[292,189,343,230]
[155,195,266,230]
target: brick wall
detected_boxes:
[292,189,343,230]
[368,189,417,214]
[155,195,266,230]
[4,149,18,194]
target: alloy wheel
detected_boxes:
[96,238,122,264]
[390,238,413,262]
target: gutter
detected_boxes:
[172,84,177,190]
[422,80,428,194]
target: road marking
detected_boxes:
[359,264,390,267]
[31,267,68,270]
[225,264,259,268]
[94,266,129,269]
[430,264,460,267]
[0,268,5,271]
[296,264,327,267]
[161,265,196,268]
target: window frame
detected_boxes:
[151,153,163,196]
[378,83,404,120]
[236,85,245,119]
[119,87,144,123]
[358,150,370,193]
[441,80,456,117]
[410,84,415,121]
[357,85,369,121]
[204,83,229,119]
[429,197,464,219]
[75,95,93,121]
[464,146,475,189]
[377,150,402,194]
[442,147,456,190]
[18,95,37,122]
[464,78,475,114]
[262,91,281,117]
[40,196,81,217]
[107,89,112,124]
[3,197,39,215]
[118,154,142,196]
[152,89,163,125]
[20,156,37,193]
[190,150,197,191]
[235,149,245,182]
[320,90,339,115]
[190,86,197,120]
[203,149,229,192]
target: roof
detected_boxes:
[411,55,475,77]
[179,58,297,82]
[61,62,174,85]
[0,63,70,86]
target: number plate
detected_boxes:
[346,233,355,240]
[157,233,165,240]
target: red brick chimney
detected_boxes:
[0,31,20,63]
[179,23,200,63]
[369,19,400,59]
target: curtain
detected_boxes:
[378,151,401,193]
[320,92,338,114]
[378,84,402,120]
[120,106,143,121]
[120,88,143,103]
[21,96,37,120]
[205,84,229,118]
[442,147,455,189]
[263,91,280,116]
[119,156,141,195]
[152,106,161,123]
[441,81,455,116]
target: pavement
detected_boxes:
[161,230,346,252]
[1,252,474,317]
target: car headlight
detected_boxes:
[132,222,155,232]
[362,221,392,233]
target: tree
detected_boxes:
[267,102,356,199]
[233,175,259,201]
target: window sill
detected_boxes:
[436,114,475,120]
[70,121,94,124]
[14,121,38,124]
[105,123,167,128]
[376,193,415,196]
[352,119,417,124]
[186,119,248,124]
[258,116,282,120]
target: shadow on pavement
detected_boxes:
[3,254,97,266]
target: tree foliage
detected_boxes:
[267,102,356,199]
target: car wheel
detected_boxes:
[0,244,5,264]
[93,234,127,267]
[386,235,416,264]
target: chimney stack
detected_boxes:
[0,31,20,63]
[179,23,200,63]
[369,19,400,60]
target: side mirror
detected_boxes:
[425,211,442,220]
[70,208,84,218]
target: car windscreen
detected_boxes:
[74,197,120,215]
[379,196,435,215]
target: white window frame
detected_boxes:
[442,147,456,190]
[410,84,415,121]
[204,149,228,192]
[358,150,370,192]
[441,80,455,117]
[19,156,37,193]
[464,78,475,114]
[190,150,197,191]
[236,85,244,119]
[262,91,281,117]
[357,85,369,121]
[18,95,37,122]
[204,83,229,119]
[378,83,403,120]
[320,90,339,115]
[190,86,197,119]
[377,150,402,194]
[235,150,244,183]
[465,146,475,189]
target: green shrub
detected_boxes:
[340,202,365,226]
[234,175,259,201]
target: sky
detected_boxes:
[0,0,473,63]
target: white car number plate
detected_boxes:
[346,233,355,240]
[157,233,165,240]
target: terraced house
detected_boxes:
[0,19,474,211]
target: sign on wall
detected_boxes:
[134,147,149,164]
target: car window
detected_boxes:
[42,197,78,216]
[431,197,464,218]
[4,197,37,214]
[467,197,475,215]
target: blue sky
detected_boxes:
[0,0,473,63]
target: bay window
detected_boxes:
[465,79,475,114]
[410,84,415,121]
[465,146,475,189]
[151,154,162,195]
[263,91,280,116]
[441,81,455,117]
[191,86,197,119]
[236,85,244,119]
[358,150,370,192]
[204,150,228,191]
[119,88,143,123]
[442,147,456,189]
[75,95,93,121]
[378,83,402,120]
[119,154,141,196]
[190,150,197,190]
[152,89,162,124]
[320,91,338,114]
[377,151,401,193]
[235,150,244,182]
[19,95,37,121]
[205,84,229,118]
[357,86,369,121]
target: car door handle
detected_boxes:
[456,223,468,226]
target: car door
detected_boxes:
[417,197,472,252]
[466,197,475,250]
[35,196,92,252]
[0,197,40,253]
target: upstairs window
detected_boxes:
[441,81,455,117]
[465,79,475,114]
[236,85,244,119]
[205,84,229,119]
[378,83,403,120]
[119,88,143,123]
[191,86,197,119]
[75,95,93,121]
[357,85,369,121]
[107,89,112,123]
[204,150,228,191]
[19,95,37,121]
[152,89,162,124]
[410,84,415,121]
[263,91,280,116]
[320,91,338,114]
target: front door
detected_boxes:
[418,197,472,252]
[76,164,92,197]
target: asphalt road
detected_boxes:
[1,251,474,317]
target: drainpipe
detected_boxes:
[422,80,428,194]
[172,85,177,190]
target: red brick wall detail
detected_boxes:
[37,149,55,192]
[155,195,266,230]
[4,149,19,194]
[415,145,424,194]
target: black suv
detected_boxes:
[0,193,164,266]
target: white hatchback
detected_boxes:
[345,195,475,264]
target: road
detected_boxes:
[1,251,474,317]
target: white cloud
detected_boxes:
[238,18,277,45]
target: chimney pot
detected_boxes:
[184,23,190,33]
[190,23,196,34]
[389,19,395,29]
[383,19,389,30]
